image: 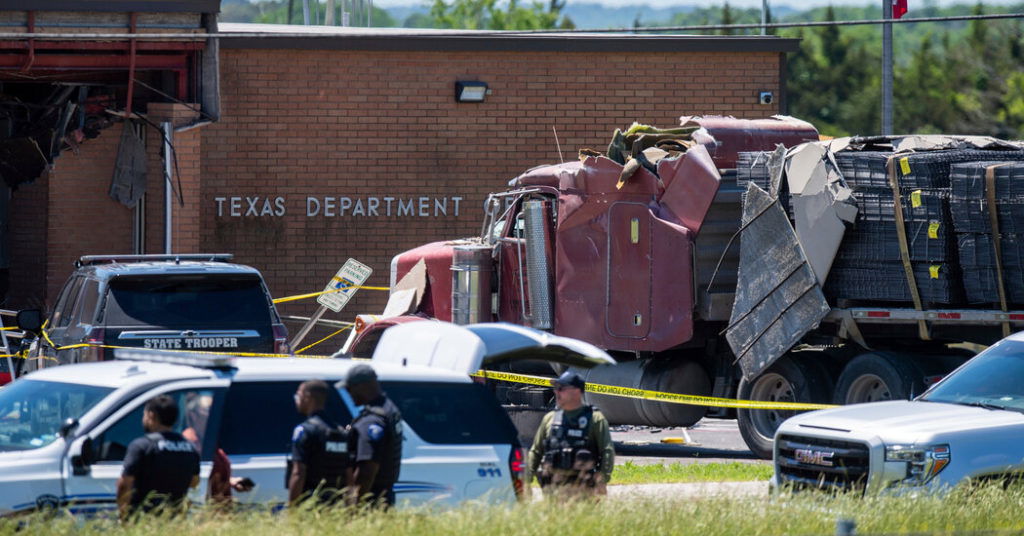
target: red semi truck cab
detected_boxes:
[388,116,819,353]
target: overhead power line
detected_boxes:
[505,11,1024,34]
[0,12,1019,40]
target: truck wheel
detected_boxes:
[833,352,926,404]
[737,356,832,460]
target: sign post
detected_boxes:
[289,259,373,350]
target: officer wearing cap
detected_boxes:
[288,380,351,506]
[342,364,403,507]
[528,371,614,497]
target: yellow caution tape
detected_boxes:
[928,222,940,239]
[295,325,351,355]
[38,330,333,359]
[471,370,836,411]
[272,284,390,304]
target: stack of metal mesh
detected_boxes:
[951,161,1024,304]
[826,151,962,305]
[736,147,1024,307]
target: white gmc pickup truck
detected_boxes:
[773,334,1024,493]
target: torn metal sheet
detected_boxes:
[824,134,1024,155]
[767,144,787,197]
[787,144,858,285]
[381,258,427,317]
[655,144,720,235]
[893,135,1024,152]
[109,120,148,208]
[726,183,831,381]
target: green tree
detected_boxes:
[720,2,734,36]
[429,0,573,30]
[250,0,396,27]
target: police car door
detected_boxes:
[62,380,227,515]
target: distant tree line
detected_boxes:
[647,2,1024,138]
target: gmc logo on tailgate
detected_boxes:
[794,448,835,467]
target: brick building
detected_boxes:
[3,14,797,335]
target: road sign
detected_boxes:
[317,259,373,313]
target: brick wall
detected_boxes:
[44,124,134,306]
[7,172,49,309]
[202,48,782,327]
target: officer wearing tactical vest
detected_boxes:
[288,380,351,505]
[528,371,614,496]
[117,395,200,519]
[342,364,403,508]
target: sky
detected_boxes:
[371,0,1020,7]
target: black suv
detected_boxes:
[36,254,289,365]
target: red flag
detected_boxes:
[892,0,908,19]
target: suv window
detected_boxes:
[382,382,517,445]
[218,381,352,456]
[103,275,273,328]
[76,280,100,326]
[52,276,85,328]
[94,388,222,463]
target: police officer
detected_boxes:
[342,364,403,507]
[528,371,614,497]
[288,379,352,506]
[116,395,200,519]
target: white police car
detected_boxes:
[0,322,612,515]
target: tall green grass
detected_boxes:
[612,461,772,484]
[6,484,1024,536]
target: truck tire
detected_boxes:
[833,352,926,404]
[737,355,833,460]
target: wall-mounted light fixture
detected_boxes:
[455,81,488,103]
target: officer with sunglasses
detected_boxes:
[527,371,614,497]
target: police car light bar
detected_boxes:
[114,349,237,369]
[77,254,234,266]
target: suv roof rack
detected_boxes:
[114,348,237,369]
[77,253,234,267]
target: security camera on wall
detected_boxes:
[758,91,774,105]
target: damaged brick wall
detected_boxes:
[202,48,782,327]
[7,105,201,311]
[44,124,134,306]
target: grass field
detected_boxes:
[612,461,772,485]
[7,484,1024,536]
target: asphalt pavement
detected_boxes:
[611,417,768,466]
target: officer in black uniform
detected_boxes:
[288,379,351,506]
[342,364,403,507]
[116,395,201,519]
[528,371,614,497]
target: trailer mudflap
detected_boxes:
[726,184,831,381]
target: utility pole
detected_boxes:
[326,0,335,25]
[881,0,893,135]
[761,0,767,35]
